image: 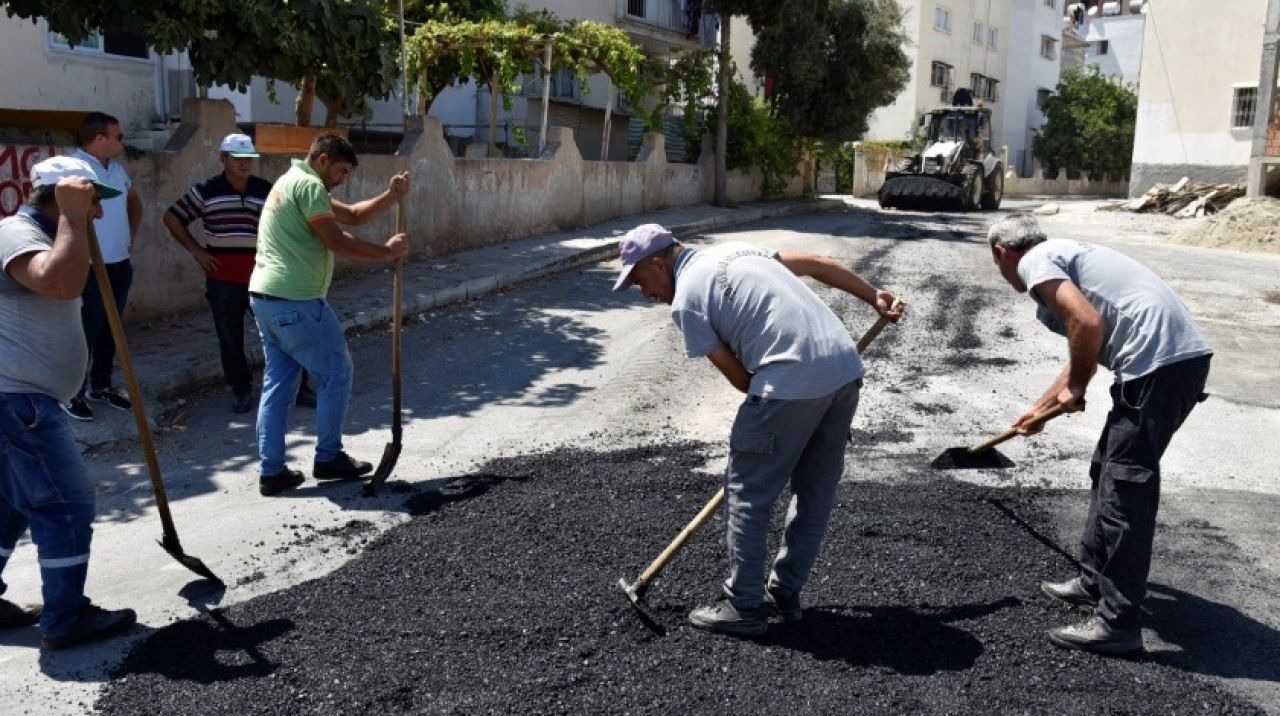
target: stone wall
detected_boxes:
[116,99,806,323]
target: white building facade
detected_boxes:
[1002,0,1068,177]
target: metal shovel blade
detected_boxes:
[160,532,224,585]
[364,440,403,497]
[617,577,666,636]
[931,446,1016,470]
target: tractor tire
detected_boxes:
[961,164,983,212]
[981,164,1004,210]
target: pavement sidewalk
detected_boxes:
[70,198,832,452]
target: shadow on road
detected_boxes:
[1145,583,1280,683]
[760,596,1021,675]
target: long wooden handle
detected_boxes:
[635,488,726,589]
[968,403,1069,453]
[391,199,404,439]
[87,226,179,540]
[856,298,903,354]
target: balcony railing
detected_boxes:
[619,0,691,37]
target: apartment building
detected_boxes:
[1003,0,1068,176]
[1129,0,1269,194]
[1061,0,1145,85]
[863,1,1023,168]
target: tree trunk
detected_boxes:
[714,16,731,206]
[601,81,614,161]
[295,76,317,127]
[321,97,342,128]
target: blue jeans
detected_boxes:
[250,296,353,476]
[0,393,96,637]
[80,258,132,393]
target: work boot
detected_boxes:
[0,599,41,629]
[688,599,768,637]
[765,586,803,624]
[313,451,372,481]
[1047,614,1143,656]
[87,386,132,412]
[1040,576,1099,611]
[41,603,136,651]
[231,389,255,414]
[259,467,305,496]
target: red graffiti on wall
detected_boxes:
[0,144,59,218]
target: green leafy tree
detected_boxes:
[1033,67,1138,180]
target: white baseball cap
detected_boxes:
[30,156,122,198]
[220,133,259,158]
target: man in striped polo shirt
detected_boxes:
[164,134,313,413]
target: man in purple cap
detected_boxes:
[614,223,903,636]
[0,156,136,650]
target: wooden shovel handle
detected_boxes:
[391,199,404,438]
[635,488,726,590]
[968,403,1069,454]
[856,298,903,354]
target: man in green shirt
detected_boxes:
[249,134,409,496]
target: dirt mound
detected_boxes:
[1170,197,1280,254]
[95,442,1269,715]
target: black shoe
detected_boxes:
[1048,614,1143,656]
[765,586,803,623]
[61,397,94,422]
[688,598,768,637]
[231,390,255,414]
[1040,577,1099,611]
[0,598,41,629]
[295,384,317,408]
[87,386,131,411]
[259,467,305,496]
[41,603,136,651]
[313,451,373,481]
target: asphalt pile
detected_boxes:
[95,441,1260,715]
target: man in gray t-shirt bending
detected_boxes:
[614,224,902,637]
[989,212,1211,656]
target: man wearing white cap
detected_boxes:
[164,133,314,413]
[0,156,136,650]
[614,223,903,636]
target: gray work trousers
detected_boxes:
[722,378,862,610]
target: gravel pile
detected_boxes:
[1171,197,1280,255]
[94,440,1259,715]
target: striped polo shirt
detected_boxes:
[167,173,273,284]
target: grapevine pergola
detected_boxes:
[407,19,649,159]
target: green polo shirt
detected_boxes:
[249,159,335,299]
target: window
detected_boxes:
[973,22,984,44]
[626,0,645,16]
[985,78,1000,102]
[550,69,580,101]
[930,61,953,88]
[970,74,999,102]
[934,5,951,32]
[1044,0,1057,8]
[1086,40,1110,56]
[49,29,149,60]
[989,27,999,50]
[1037,88,1053,110]
[1040,35,1058,60]
[1232,86,1258,129]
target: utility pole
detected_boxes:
[714,14,731,206]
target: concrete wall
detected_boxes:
[111,100,803,323]
[0,17,159,133]
[1130,0,1267,196]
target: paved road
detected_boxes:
[3,199,1278,714]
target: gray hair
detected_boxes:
[987,212,1048,251]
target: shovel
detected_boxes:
[620,304,901,632]
[87,226,223,585]
[931,403,1069,470]
[365,198,406,497]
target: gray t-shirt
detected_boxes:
[0,214,89,401]
[670,242,864,399]
[1018,239,1212,381]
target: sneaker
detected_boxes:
[313,451,372,481]
[41,603,136,651]
[0,599,42,629]
[87,386,131,412]
[1048,614,1143,656]
[1041,577,1099,611]
[765,586,803,624]
[688,598,768,637]
[259,467,305,496]
[231,390,255,414]
[61,397,94,422]
[295,384,317,409]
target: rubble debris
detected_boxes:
[1100,178,1245,218]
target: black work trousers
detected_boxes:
[80,258,132,393]
[1079,354,1211,628]
[206,277,254,395]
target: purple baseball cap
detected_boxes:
[612,223,676,292]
